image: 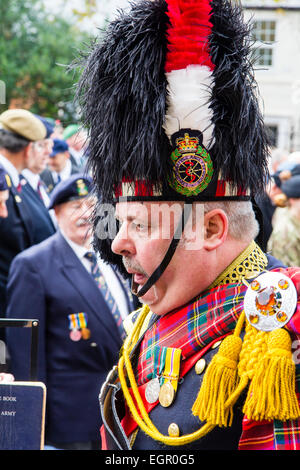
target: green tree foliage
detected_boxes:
[0,0,90,123]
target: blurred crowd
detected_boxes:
[0,109,134,450]
[257,147,300,267]
[0,110,90,318]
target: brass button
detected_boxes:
[212,340,222,349]
[168,423,180,437]
[195,358,206,375]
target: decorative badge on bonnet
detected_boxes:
[168,129,213,196]
[244,272,297,332]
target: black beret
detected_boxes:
[48,174,93,209]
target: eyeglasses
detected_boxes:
[33,139,53,152]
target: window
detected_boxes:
[252,20,276,67]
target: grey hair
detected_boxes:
[0,129,30,153]
[202,200,259,242]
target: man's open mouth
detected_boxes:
[130,272,148,296]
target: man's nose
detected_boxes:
[111,222,136,256]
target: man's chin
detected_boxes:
[131,281,160,309]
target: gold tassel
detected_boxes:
[243,328,300,422]
[192,334,243,427]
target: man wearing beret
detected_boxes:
[40,138,80,194]
[0,108,47,318]
[78,0,300,450]
[6,174,134,450]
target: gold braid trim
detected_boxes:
[209,240,268,289]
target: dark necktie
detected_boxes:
[16,176,22,193]
[84,252,125,339]
[37,179,44,202]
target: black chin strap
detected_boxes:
[135,203,192,298]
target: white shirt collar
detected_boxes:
[0,153,20,187]
[22,169,40,190]
[60,228,92,260]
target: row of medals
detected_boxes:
[145,376,175,408]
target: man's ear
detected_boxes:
[54,205,61,218]
[23,143,32,162]
[203,209,228,251]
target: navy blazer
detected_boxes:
[6,231,133,445]
[20,177,56,245]
[0,183,34,317]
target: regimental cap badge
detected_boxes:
[168,129,213,197]
[244,271,297,332]
[76,178,89,197]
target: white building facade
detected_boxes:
[242,0,300,151]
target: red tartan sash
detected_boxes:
[136,282,247,386]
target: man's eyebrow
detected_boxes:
[115,214,136,222]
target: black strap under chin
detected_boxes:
[135,203,192,298]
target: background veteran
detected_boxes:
[41,138,80,194]
[0,108,47,319]
[77,0,300,451]
[6,174,134,450]
[268,174,300,267]
[20,117,57,244]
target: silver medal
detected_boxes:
[145,377,160,404]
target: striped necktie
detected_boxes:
[37,179,44,202]
[84,252,125,339]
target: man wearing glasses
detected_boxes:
[21,125,57,244]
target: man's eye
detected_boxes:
[132,222,147,231]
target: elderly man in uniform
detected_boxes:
[6,174,134,450]
[0,109,47,318]
[78,0,300,451]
